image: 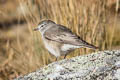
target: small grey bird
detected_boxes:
[34,20,98,60]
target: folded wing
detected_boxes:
[44,24,98,49]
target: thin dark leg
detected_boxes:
[55,57,58,61]
[64,54,67,59]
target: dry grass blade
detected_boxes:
[0,0,119,80]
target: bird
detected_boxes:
[34,20,98,61]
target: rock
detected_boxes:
[15,50,120,80]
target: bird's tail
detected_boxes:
[84,43,99,50]
[81,40,99,50]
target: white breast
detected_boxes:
[43,41,60,57]
[61,44,81,51]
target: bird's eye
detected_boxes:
[41,24,44,27]
[41,25,44,27]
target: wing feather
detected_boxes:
[44,24,98,49]
[44,25,86,45]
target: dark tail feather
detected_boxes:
[83,42,99,50]
[85,44,99,50]
[78,38,99,50]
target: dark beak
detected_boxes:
[33,28,39,31]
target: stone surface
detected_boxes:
[15,50,120,80]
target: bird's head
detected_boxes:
[34,20,55,34]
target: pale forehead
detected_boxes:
[38,20,55,25]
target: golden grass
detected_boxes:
[0,0,120,80]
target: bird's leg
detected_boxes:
[55,57,58,61]
[64,54,67,59]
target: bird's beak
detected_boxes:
[33,28,39,31]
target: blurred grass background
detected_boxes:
[0,0,120,79]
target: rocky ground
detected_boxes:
[15,50,120,80]
[0,0,120,80]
